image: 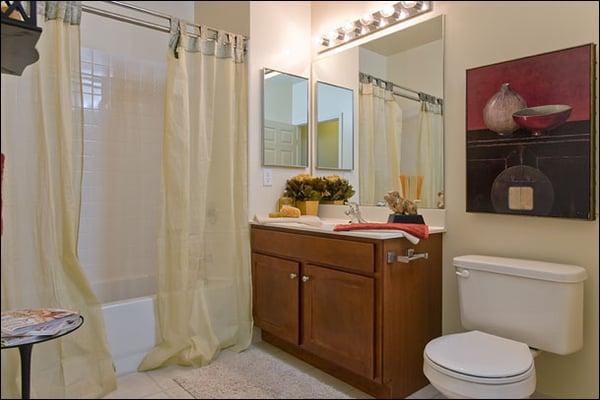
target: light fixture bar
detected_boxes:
[318,1,432,53]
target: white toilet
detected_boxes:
[423,255,587,399]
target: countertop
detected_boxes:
[250,218,445,241]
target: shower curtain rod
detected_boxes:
[81,1,248,40]
[359,72,443,105]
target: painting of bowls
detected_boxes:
[512,105,572,136]
[465,44,595,220]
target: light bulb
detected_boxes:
[359,13,374,26]
[380,5,396,18]
[419,2,430,11]
[399,9,409,19]
[326,30,339,41]
[400,1,418,8]
[342,21,356,33]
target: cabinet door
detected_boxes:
[252,253,300,344]
[301,264,375,379]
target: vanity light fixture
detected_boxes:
[400,1,418,8]
[359,13,374,26]
[342,21,356,33]
[327,29,344,41]
[380,4,397,18]
[319,1,432,53]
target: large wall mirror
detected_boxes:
[316,81,354,170]
[263,68,309,167]
[312,15,445,208]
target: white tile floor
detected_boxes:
[102,339,443,399]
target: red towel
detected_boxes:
[334,222,429,239]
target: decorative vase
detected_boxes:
[483,83,527,135]
[296,200,319,216]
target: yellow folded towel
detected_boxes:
[253,215,322,227]
[269,205,301,218]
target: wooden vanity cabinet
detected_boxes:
[252,253,300,344]
[250,225,442,399]
[302,264,375,379]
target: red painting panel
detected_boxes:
[465,44,595,220]
[467,45,591,131]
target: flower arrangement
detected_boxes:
[320,176,355,203]
[283,174,323,202]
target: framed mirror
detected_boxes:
[262,68,309,168]
[315,81,354,170]
[312,15,445,208]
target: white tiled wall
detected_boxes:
[77,47,165,303]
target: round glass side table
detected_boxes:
[1,315,84,399]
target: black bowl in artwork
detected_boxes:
[491,165,554,216]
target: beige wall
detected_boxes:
[195,1,250,35]
[248,2,312,216]
[312,1,599,398]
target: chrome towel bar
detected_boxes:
[387,248,429,264]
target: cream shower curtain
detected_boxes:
[359,82,403,204]
[139,21,252,370]
[0,2,116,398]
[416,102,444,208]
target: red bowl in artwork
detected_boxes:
[512,105,572,136]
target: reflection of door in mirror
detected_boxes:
[316,118,340,169]
[316,81,354,171]
[263,69,309,167]
[264,121,307,166]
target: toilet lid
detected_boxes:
[425,331,533,379]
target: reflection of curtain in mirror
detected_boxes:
[138,22,252,370]
[417,102,443,208]
[359,83,402,204]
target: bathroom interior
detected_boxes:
[0,1,598,399]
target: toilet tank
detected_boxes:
[454,255,587,355]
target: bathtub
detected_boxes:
[101,296,157,376]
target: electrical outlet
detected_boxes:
[263,169,273,186]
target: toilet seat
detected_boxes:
[423,331,536,399]
[424,330,533,381]
[423,355,536,399]
[424,353,534,385]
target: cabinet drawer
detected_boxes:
[252,228,375,274]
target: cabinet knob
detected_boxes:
[302,276,310,282]
[289,273,297,279]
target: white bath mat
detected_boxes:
[172,346,354,399]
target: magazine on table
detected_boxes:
[1,309,80,346]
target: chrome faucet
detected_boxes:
[345,202,367,224]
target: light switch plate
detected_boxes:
[263,169,273,186]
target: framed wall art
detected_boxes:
[466,44,596,220]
